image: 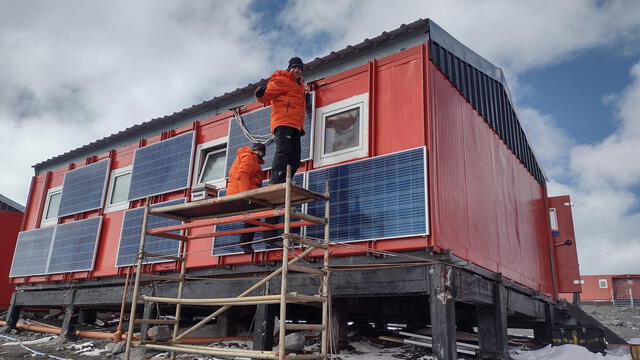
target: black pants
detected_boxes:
[270,126,301,184]
[239,222,257,245]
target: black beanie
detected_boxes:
[288,57,303,71]
[251,143,266,153]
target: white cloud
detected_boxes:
[0,0,279,205]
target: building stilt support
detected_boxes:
[429,264,457,360]
[253,303,277,351]
[0,293,21,333]
[477,279,509,359]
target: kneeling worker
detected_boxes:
[226,143,266,254]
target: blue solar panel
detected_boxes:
[47,217,102,274]
[57,160,110,217]
[116,198,186,267]
[9,227,55,277]
[128,132,194,201]
[213,173,305,256]
[225,92,315,177]
[306,147,428,243]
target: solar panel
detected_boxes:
[306,147,428,243]
[127,132,194,201]
[116,198,186,267]
[9,227,55,277]
[213,173,305,256]
[57,160,110,217]
[225,92,315,177]
[47,217,102,274]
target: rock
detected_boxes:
[111,341,126,354]
[284,332,306,352]
[105,342,116,353]
[148,325,172,342]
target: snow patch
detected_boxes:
[1,335,56,346]
[511,344,632,360]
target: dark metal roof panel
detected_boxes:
[0,193,25,213]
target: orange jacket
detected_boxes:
[257,70,306,134]
[226,146,265,195]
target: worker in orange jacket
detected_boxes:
[254,56,306,184]
[255,57,306,243]
[226,143,266,253]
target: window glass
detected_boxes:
[199,148,226,183]
[45,192,61,220]
[598,279,608,288]
[324,108,360,154]
[110,172,131,205]
[549,208,559,231]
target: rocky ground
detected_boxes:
[581,304,640,341]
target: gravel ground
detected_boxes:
[581,304,640,341]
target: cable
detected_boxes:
[232,108,274,146]
[0,334,69,360]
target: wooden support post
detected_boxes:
[477,280,509,359]
[330,298,347,350]
[428,264,457,360]
[57,304,78,344]
[0,293,21,333]
[253,304,277,351]
[254,282,277,351]
[170,226,189,360]
[140,300,157,341]
[78,308,97,325]
[533,303,554,346]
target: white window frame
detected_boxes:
[41,186,63,227]
[549,208,559,231]
[598,279,608,288]
[104,165,132,213]
[314,93,369,167]
[193,137,228,189]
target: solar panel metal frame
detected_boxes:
[305,146,429,245]
[46,217,103,275]
[127,132,195,201]
[9,227,56,278]
[57,159,111,218]
[224,92,315,177]
[115,198,186,267]
[212,173,306,256]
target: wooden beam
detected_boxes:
[428,264,457,360]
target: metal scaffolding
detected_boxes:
[123,171,331,360]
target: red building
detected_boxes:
[5,19,611,358]
[563,274,640,305]
[0,194,23,309]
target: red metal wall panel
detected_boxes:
[612,275,640,299]
[0,210,22,308]
[429,63,555,295]
[580,275,614,301]
[549,195,582,293]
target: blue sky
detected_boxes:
[0,0,639,275]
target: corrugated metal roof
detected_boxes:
[33,18,431,170]
[0,193,25,213]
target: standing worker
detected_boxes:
[226,143,266,254]
[254,56,306,184]
[255,57,306,243]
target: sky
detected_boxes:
[1,0,639,275]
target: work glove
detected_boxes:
[254,85,266,98]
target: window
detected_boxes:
[549,208,559,231]
[41,186,62,227]
[193,138,228,189]
[105,166,132,213]
[314,93,368,167]
[627,279,634,285]
[599,279,608,288]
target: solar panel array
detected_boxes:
[128,132,194,201]
[225,92,315,177]
[306,147,428,243]
[47,217,102,274]
[213,173,304,256]
[9,227,56,277]
[116,198,185,267]
[57,160,110,217]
